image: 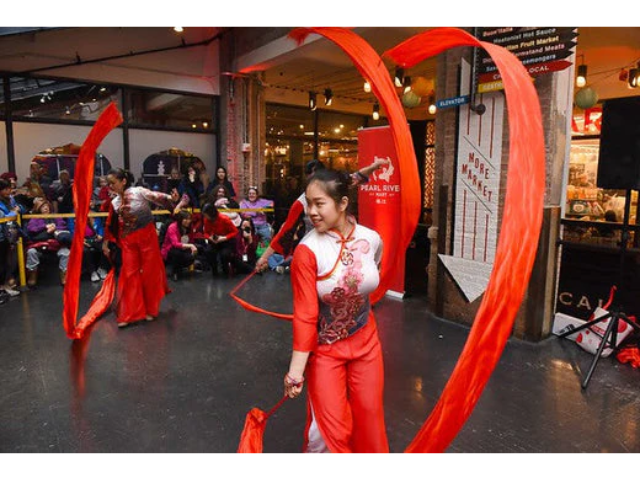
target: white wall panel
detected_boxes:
[12,122,125,182]
[0,121,7,174]
[128,129,216,180]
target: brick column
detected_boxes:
[429,42,571,341]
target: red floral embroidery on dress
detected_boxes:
[318,239,371,344]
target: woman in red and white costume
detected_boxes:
[284,168,388,453]
[103,168,188,328]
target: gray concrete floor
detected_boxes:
[1,266,640,453]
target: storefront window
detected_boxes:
[0,77,4,119]
[126,88,216,131]
[562,138,638,247]
[4,77,121,121]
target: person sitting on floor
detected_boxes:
[161,210,198,281]
[201,203,238,277]
[233,217,259,274]
[210,184,241,228]
[25,197,71,287]
[83,217,110,282]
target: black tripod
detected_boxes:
[558,189,640,389]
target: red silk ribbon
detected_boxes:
[230,27,420,321]
[384,27,545,452]
[63,102,123,340]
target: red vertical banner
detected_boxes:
[358,126,406,297]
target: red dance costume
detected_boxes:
[292,219,389,453]
[105,187,174,324]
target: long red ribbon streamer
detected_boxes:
[384,27,545,452]
[230,271,294,320]
[230,27,420,320]
[63,102,123,340]
[289,28,421,305]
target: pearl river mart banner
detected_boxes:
[357,126,406,298]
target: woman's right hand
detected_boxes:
[283,373,304,399]
[102,243,110,257]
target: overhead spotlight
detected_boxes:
[202,121,209,128]
[428,95,437,115]
[65,106,71,115]
[174,27,184,33]
[372,103,380,121]
[191,123,197,129]
[576,64,588,88]
[364,80,371,93]
[309,91,317,111]
[99,86,107,93]
[40,95,46,104]
[629,67,639,88]
[394,67,404,88]
[324,88,333,106]
[403,76,412,94]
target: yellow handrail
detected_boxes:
[11,207,274,289]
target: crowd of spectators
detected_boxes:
[1,162,288,305]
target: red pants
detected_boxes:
[304,317,389,453]
[116,223,170,324]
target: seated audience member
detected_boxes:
[178,166,205,209]
[268,219,305,274]
[233,218,258,274]
[201,203,238,277]
[191,159,211,192]
[208,165,236,199]
[83,218,109,282]
[51,169,74,213]
[92,176,110,210]
[211,184,241,227]
[166,166,182,195]
[0,178,23,296]
[161,210,198,281]
[25,198,71,287]
[239,186,274,243]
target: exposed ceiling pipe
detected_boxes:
[17,31,227,76]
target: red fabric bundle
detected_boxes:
[616,346,640,368]
[63,103,123,340]
[237,396,288,453]
[288,28,421,306]
[384,27,545,453]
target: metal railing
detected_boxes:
[3,207,274,289]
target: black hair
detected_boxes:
[0,178,9,190]
[306,168,353,207]
[176,210,193,236]
[201,202,219,219]
[216,165,229,180]
[240,216,255,235]
[214,184,230,197]
[304,159,326,176]
[108,168,135,190]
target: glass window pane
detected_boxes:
[266,103,314,138]
[126,88,215,131]
[317,110,365,141]
[563,138,638,248]
[4,77,121,121]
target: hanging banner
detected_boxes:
[358,126,406,297]
[455,59,505,266]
